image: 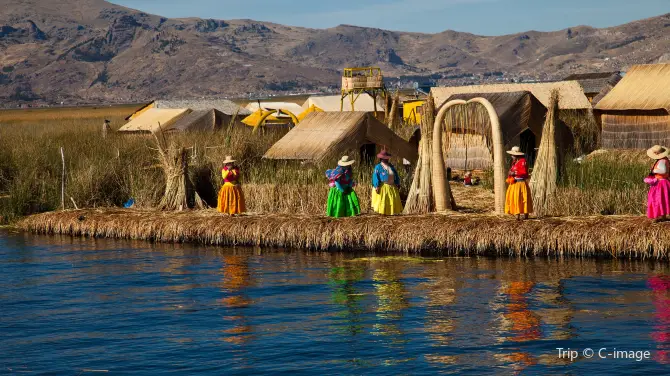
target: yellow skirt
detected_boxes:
[371,184,403,215]
[217,183,245,215]
[505,180,533,215]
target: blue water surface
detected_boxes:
[1,231,669,375]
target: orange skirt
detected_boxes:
[505,180,533,215]
[217,183,245,215]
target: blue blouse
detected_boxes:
[372,163,400,188]
[326,166,355,192]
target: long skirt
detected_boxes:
[326,187,360,218]
[505,180,533,215]
[217,183,245,215]
[648,179,670,219]
[371,184,403,215]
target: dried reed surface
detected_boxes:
[530,90,559,217]
[19,208,670,259]
[404,94,435,214]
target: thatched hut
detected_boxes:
[118,108,191,133]
[125,99,249,125]
[165,109,228,133]
[431,81,597,155]
[437,92,547,170]
[563,72,622,105]
[431,81,592,111]
[263,112,418,163]
[595,64,670,150]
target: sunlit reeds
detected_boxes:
[19,208,670,259]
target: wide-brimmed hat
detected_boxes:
[647,145,670,160]
[377,150,392,160]
[223,156,236,164]
[506,146,525,156]
[338,155,355,166]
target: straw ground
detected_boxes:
[19,208,670,259]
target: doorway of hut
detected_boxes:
[519,129,537,168]
[360,143,377,165]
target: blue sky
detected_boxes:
[111,0,669,35]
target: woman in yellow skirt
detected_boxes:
[504,146,533,220]
[371,150,403,215]
[217,156,246,215]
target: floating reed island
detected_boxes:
[18,209,670,259]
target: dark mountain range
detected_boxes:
[1,0,669,106]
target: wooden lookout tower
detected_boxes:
[341,67,387,113]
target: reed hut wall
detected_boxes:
[600,110,670,149]
[263,111,418,163]
[595,64,670,150]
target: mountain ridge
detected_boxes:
[1,0,669,106]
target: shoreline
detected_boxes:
[16,209,670,259]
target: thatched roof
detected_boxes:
[118,108,190,133]
[563,72,622,95]
[595,64,670,112]
[155,99,250,116]
[431,81,591,110]
[443,91,545,143]
[302,93,383,112]
[263,112,417,162]
[125,99,249,121]
[166,109,227,132]
[246,102,304,116]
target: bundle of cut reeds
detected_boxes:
[404,94,435,214]
[530,89,559,217]
[154,131,206,211]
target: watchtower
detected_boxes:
[341,67,386,112]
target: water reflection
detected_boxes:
[328,264,365,335]
[3,232,670,374]
[371,261,409,341]
[220,255,253,344]
[649,275,670,364]
[422,262,458,366]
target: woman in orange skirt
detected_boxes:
[504,146,533,220]
[217,156,245,215]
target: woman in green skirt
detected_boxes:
[326,156,361,218]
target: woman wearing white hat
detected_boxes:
[325,156,360,218]
[217,156,245,215]
[645,145,670,222]
[504,146,533,220]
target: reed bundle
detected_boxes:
[404,94,436,214]
[19,208,670,259]
[387,91,400,130]
[530,89,559,217]
[154,131,206,211]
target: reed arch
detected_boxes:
[252,109,300,133]
[431,98,506,213]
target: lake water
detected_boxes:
[1,231,670,375]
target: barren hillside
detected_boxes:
[1,0,669,106]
